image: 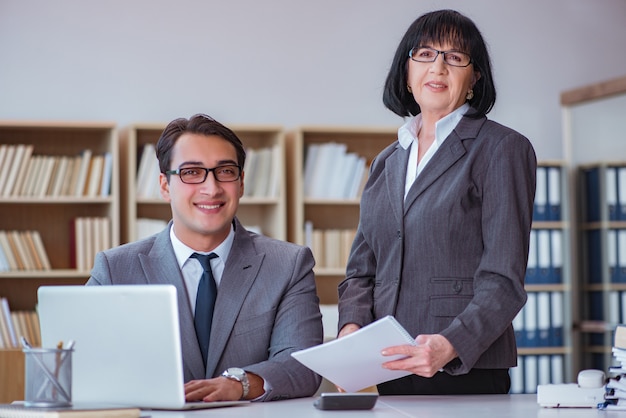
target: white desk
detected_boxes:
[143,394,621,417]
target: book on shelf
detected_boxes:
[0,146,17,196]
[85,154,104,197]
[34,156,55,198]
[20,155,41,197]
[71,217,111,271]
[0,232,18,271]
[0,403,140,418]
[9,145,34,197]
[0,231,51,272]
[46,156,65,197]
[21,231,43,271]
[0,298,40,349]
[136,218,168,241]
[5,232,24,270]
[60,157,79,197]
[136,144,160,199]
[72,149,93,197]
[0,145,9,195]
[3,144,28,197]
[99,152,113,197]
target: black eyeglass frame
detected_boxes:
[408,46,473,68]
[164,164,242,184]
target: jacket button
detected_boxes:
[453,281,462,293]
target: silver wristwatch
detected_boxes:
[221,367,249,399]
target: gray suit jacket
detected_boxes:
[87,217,323,401]
[338,115,536,375]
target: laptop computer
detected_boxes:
[37,284,248,410]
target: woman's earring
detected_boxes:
[407,84,412,93]
[466,89,474,100]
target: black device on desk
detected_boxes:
[313,393,378,410]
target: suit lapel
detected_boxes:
[402,116,484,213]
[139,224,206,381]
[384,144,409,225]
[206,218,264,378]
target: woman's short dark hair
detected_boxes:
[156,113,246,177]
[382,9,496,118]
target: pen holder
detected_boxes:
[23,346,73,407]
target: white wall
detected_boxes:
[1,0,625,160]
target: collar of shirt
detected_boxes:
[399,104,470,199]
[169,222,235,286]
[397,103,470,151]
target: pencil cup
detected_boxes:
[23,346,73,407]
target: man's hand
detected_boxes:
[184,372,264,402]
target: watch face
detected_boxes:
[227,367,244,378]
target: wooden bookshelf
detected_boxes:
[120,124,287,244]
[286,126,398,304]
[0,120,119,402]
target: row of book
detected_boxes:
[513,291,564,348]
[587,229,626,283]
[510,354,564,394]
[584,165,626,222]
[71,217,111,271]
[533,165,562,222]
[526,229,563,284]
[0,230,50,272]
[303,222,356,269]
[135,144,161,199]
[242,145,281,198]
[0,297,40,349]
[303,142,368,199]
[0,144,112,198]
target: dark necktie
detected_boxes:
[190,252,218,368]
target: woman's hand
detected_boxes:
[380,334,457,378]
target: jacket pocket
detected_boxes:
[429,277,473,317]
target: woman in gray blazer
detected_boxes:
[337,9,536,395]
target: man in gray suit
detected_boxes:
[87,114,323,402]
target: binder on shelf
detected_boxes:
[547,166,561,221]
[538,354,551,386]
[533,166,548,221]
[525,230,538,284]
[537,230,551,284]
[549,229,562,284]
[619,166,626,220]
[550,291,564,347]
[582,165,624,222]
[586,229,603,283]
[523,292,538,346]
[550,354,564,385]
[510,356,524,394]
[609,290,621,326]
[619,229,626,283]
[524,355,538,394]
[609,229,619,283]
[536,292,551,347]
[606,166,619,221]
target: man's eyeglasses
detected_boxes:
[409,47,472,67]
[165,165,241,184]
